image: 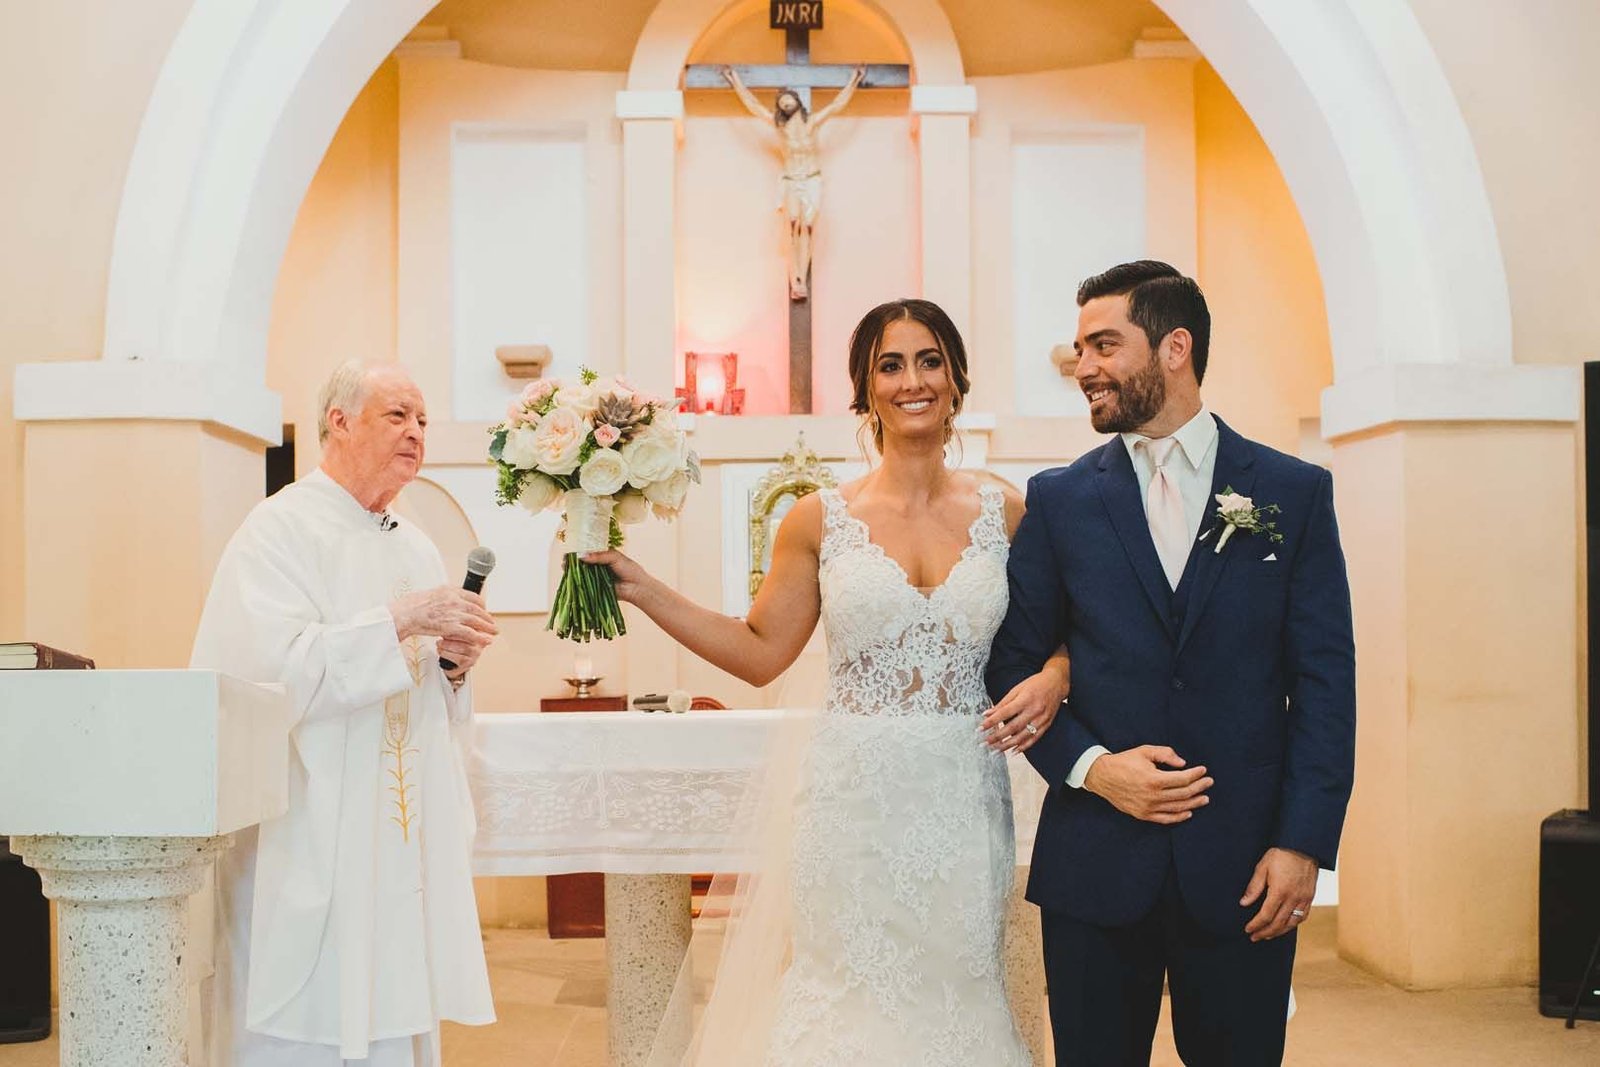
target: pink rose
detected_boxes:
[520,379,556,406]
[594,423,622,448]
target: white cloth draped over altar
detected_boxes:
[469,709,1048,877]
[468,708,1052,1064]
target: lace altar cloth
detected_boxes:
[468,709,1045,876]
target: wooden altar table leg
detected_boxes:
[1006,864,1049,1064]
[604,873,692,1067]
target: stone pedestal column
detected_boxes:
[1005,865,1048,1063]
[13,834,229,1067]
[604,873,693,1067]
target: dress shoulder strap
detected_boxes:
[816,487,860,562]
[970,482,1011,552]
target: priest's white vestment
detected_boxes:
[192,469,494,1065]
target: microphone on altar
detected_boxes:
[439,546,496,672]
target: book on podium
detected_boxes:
[0,639,92,1042]
[0,642,95,671]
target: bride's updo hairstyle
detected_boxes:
[847,298,971,454]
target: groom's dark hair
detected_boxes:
[1077,260,1212,385]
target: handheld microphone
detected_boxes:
[440,546,496,672]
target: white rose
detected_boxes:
[615,490,649,525]
[623,435,682,488]
[518,473,562,513]
[530,407,587,475]
[1215,492,1253,516]
[643,470,691,511]
[578,448,629,497]
[646,405,679,435]
[500,426,543,470]
[560,383,600,419]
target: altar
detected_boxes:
[470,709,1049,1065]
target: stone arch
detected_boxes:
[60,0,1562,445]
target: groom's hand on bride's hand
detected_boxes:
[1241,848,1318,942]
[1082,746,1212,825]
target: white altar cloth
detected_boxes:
[469,709,1046,876]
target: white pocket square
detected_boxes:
[1262,553,1278,562]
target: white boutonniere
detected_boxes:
[1204,486,1284,554]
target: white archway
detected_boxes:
[13,0,1577,444]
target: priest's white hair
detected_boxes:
[316,360,375,443]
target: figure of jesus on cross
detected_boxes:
[722,64,864,301]
[685,0,908,411]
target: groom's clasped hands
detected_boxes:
[1082,746,1316,942]
[1082,745,1211,825]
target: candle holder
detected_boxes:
[562,675,602,699]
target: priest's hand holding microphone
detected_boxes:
[390,547,499,684]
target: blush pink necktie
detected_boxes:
[1141,437,1189,590]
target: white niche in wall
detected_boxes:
[451,126,589,422]
[1011,127,1146,418]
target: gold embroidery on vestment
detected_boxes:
[383,633,427,842]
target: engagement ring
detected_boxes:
[1024,723,1039,736]
[1291,909,1307,918]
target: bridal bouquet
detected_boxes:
[490,368,698,642]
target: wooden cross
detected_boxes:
[685,0,909,414]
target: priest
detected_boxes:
[192,361,500,1066]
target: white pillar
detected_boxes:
[912,85,977,339]
[15,835,229,1067]
[604,873,693,1067]
[616,90,685,692]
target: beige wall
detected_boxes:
[1407,0,1600,368]
[269,58,401,462]
[0,0,195,646]
[1406,0,1593,806]
[1193,63,1331,453]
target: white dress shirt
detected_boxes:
[1065,407,1220,788]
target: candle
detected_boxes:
[574,655,594,679]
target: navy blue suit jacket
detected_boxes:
[987,417,1355,937]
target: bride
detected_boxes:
[587,298,1071,1065]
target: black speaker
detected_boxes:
[1540,813,1600,1020]
[1538,361,1600,1022]
[0,837,50,1043]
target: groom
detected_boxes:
[987,261,1355,1065]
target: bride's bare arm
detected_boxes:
[585,493,824,687]
[981,479,1071,752]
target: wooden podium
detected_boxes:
[540,692,627,938]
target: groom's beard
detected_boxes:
[1087,353,1166,434]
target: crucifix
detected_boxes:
[686,0,909,414]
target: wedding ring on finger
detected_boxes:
[1290,908,1308,920]
[1024,723,1039,736]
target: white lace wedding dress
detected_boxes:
[757,483,1030,1065]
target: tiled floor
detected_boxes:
[5,910,1598,1065]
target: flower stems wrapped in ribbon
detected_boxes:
[550,492,625,641]
[489,368,699,643]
